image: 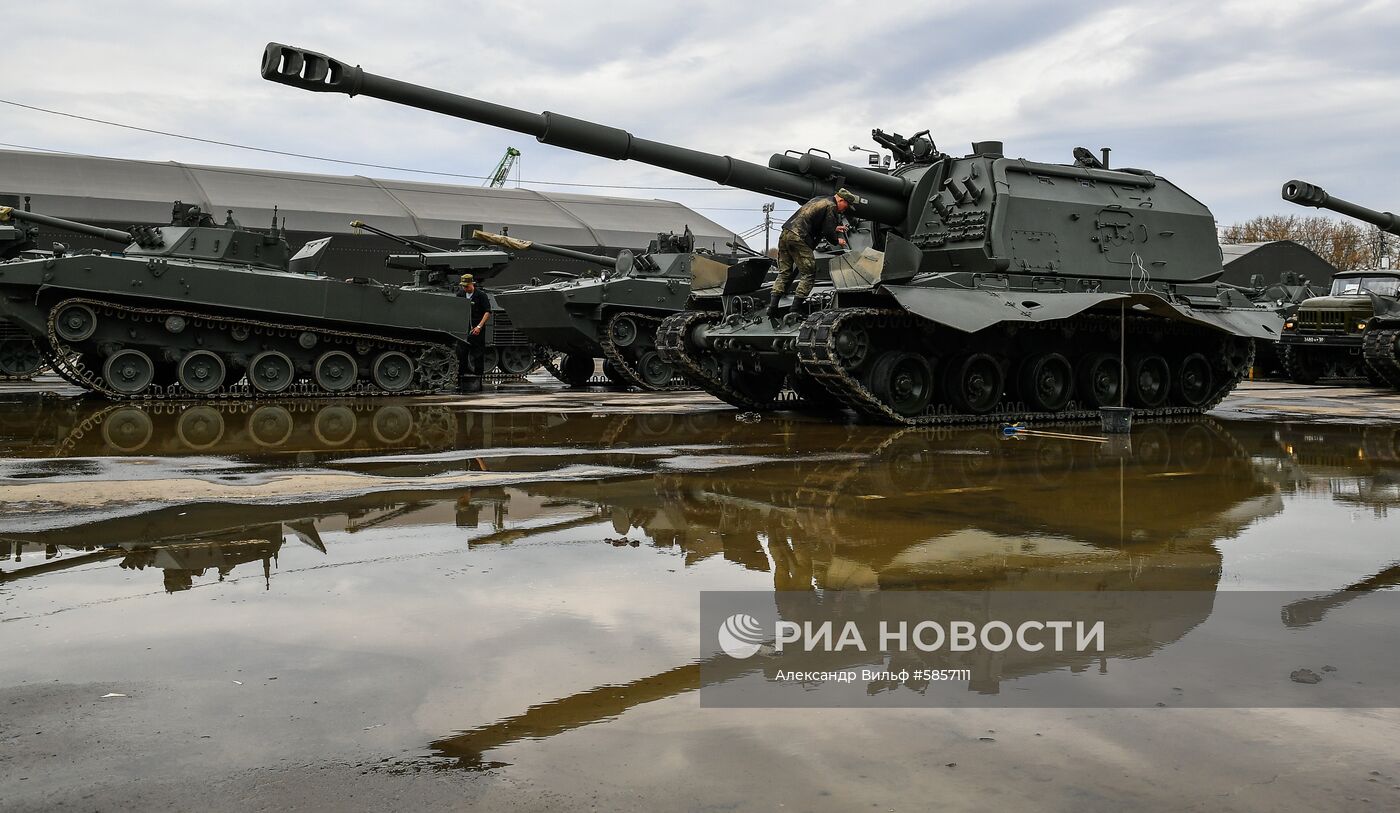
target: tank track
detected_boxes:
[794,308,1252,426]
[536,350,588,386]
[657,310,779,411]
[1362,328,1400,389]
[45,297,458,401]
[599,311,692,391]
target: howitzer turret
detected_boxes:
[1283,181,1400,235]
[262,42,1280,425]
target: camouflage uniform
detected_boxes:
[773,195,845,299]
[774,229,818,298]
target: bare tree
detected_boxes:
[1221,215,1400,271]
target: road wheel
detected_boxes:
[314,350,358,393]
[1017,352,1073,412]
[55,303,98,342]
[249,350,296,394]
[103,349,156,395]
[1128,353,1171,408]
[870,350,934,417]
[177,350,227,395]
[559,353,595,387]
[1076,352,1122,408]
[498,346,537,376]
[635,350,673,389]
[371,351,414,392]
[0,339,44,377]
[609,315,640,348]
[943,353,1003,415]
[1171,352,1214,407]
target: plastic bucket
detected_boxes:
[1099,406,1133,434]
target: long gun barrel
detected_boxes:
[0,206,134,245]
[261,43,910,224]
[470,229,615,268]
[1282,180,1400,236]
[350,219,442,253]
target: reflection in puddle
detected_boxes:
[3,400,1400,780]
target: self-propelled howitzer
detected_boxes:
[475,228,772,390]
[0,201,472,398]
[352,219,542,377]
[1278,180,1400,388]
[263,43,1279,424]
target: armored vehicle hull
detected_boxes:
[262,43,1278,423]
[499,275,689,388]
[1279,181,1400,388]
[0,204,467,399]
[482,229,771,389]
[0,315,46,380]
[0,221,47,379]
[355,219,541,380]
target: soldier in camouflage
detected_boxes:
[767,188,858,319]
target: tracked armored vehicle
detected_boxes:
[475,228,771,389]
[351,219,541,378]
[0,213,47,379]
[262,43,1279,424]
[1279,181,1400,388]
[0,202,469,399]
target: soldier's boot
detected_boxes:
[790,296,808,317]
[766,295,782,320]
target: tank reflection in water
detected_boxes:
[3,413,1400,804]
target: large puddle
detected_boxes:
[3,394,1399,810]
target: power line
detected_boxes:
[0,97,742,192]
[0,141,793,214]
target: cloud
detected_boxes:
[4,0,1399,236]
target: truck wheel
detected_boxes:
[1280,345,1321,385]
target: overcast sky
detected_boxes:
[4,0,1398,240]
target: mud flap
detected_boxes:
[1124,295,1282,341]
[883,286,1127,333]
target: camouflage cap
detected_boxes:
[459,273,475,285]
[835,188,859,207]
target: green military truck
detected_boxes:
[1278,181,1400,388]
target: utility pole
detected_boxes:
[762,202,775,254]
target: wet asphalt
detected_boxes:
[3,374,1400,811]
